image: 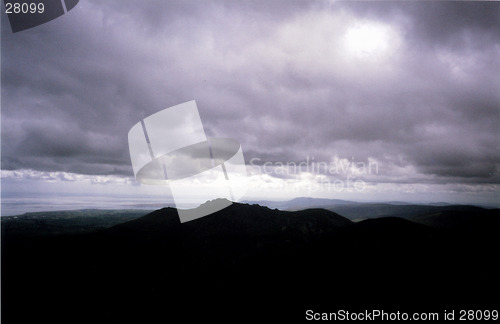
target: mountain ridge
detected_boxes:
[3,200,499,324]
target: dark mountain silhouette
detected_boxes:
[2,201,499,323]
[243,197,498,223]
[412,208,500,230]
[112,199,351,237]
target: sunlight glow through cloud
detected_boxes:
[343,21,400,60]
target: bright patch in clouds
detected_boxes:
[343,21,399,59]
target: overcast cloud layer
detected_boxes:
[1,1,499,204]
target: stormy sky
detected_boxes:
[1,1,499,206]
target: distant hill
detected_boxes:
[241,196,353,209]
[325,203,496,221]
[2,200,499,323]
[1,209,151,237]
[243,197,498,222]
[412,208,500,230]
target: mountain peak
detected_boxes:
[108,201,352,241]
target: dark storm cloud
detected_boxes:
[406,1,500,49]
[340,1,500,48]
[1,0,499,188]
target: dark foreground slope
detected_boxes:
[2,201,499,323]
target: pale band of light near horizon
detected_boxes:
[128,101,248,222]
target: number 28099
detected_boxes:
[5,2,45,14]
